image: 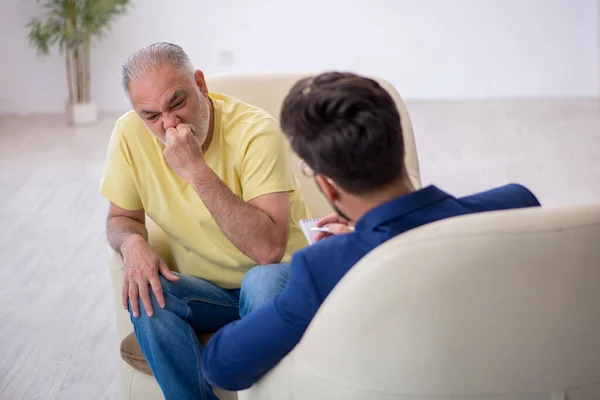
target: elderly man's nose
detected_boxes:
[163,113,180,130]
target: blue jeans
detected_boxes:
[128,263,291,400]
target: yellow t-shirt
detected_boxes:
[100,93,311,289]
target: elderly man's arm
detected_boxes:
[106,203,148,255]
[163,122,293,265]
[190,171,289,265]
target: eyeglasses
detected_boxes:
[297,160,315,178]
[297,160,337,187]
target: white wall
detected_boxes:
[0,1,67,114]
[1,0,598,114]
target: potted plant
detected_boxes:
[27,0,130,125]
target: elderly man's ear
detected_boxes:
[194,70,209,96]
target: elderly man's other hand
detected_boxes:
[121,235,180,318]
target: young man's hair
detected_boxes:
[280,72,405,195]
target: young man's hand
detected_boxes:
[314,212,355,242]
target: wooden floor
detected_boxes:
[0,99,599,400]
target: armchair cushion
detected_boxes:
[120,332,153,376]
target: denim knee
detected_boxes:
[128,275,188,328]
[239,263,291,316]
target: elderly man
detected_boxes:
[99,42,310,400]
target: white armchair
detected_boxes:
[240,204,600,400]
[107,72,420,400]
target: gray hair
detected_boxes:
[121,42,195,95]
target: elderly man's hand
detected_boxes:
[121,235,179,318]
[163,123,206,182]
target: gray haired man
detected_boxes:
[100,42,311,399]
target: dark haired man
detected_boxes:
[201,72,541,390]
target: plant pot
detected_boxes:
[66,101,98,125]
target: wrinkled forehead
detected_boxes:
[129,64,194,108]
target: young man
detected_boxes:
[100,43,310,399]
[201,72,541,390]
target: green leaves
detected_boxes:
[26,0,131,104]
[26,0,131,56]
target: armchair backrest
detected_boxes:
[205,72,421,218]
